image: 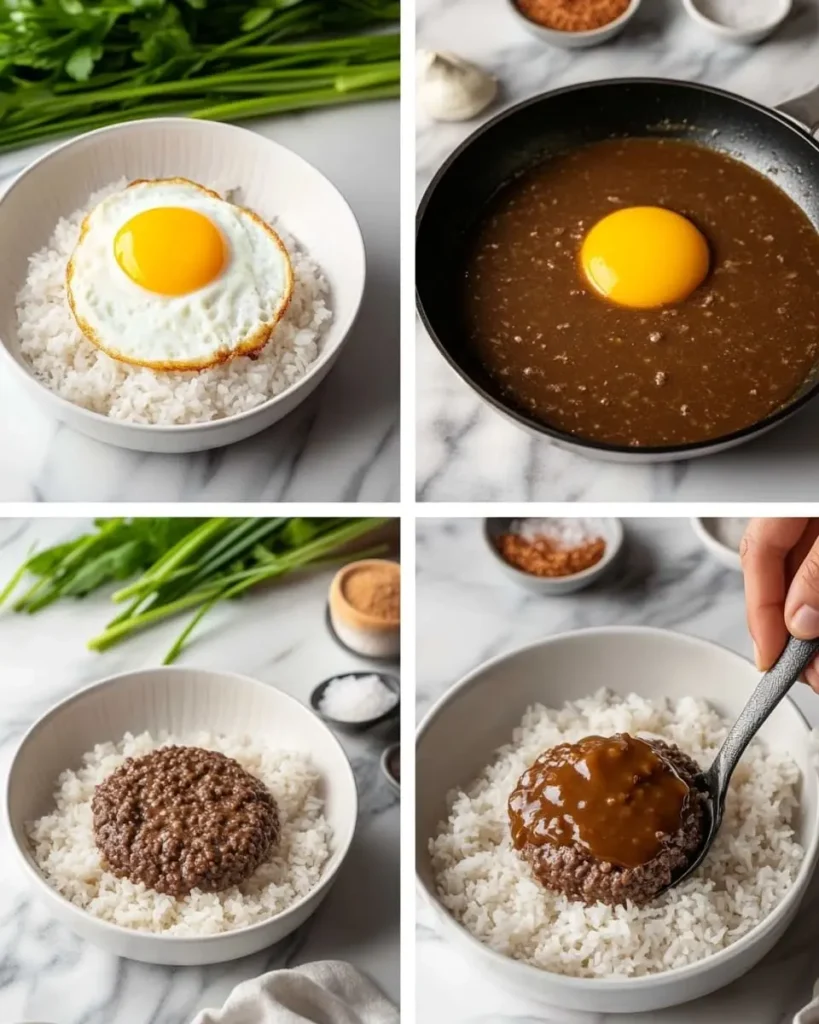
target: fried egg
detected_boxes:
[580,206,709,309]
[66,178,293,371]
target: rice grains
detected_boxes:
[430,690,803,978]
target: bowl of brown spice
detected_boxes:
[484,517,623,593]
[328,558,400,661]
[508,0,642,48]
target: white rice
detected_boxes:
[430,689,804,978]
[17,180,332,424]
[27,731,332,936]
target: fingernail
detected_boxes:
[790,605,819,639]
[753,642,762,669]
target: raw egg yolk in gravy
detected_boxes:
[580,206,709,309]
[114,206,227,296]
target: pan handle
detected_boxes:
[777,85,819,136]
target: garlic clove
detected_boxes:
[416,49,498,122]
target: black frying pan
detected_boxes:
[416,78,819,463]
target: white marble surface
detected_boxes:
[0,518,399,1023]
[0,100,399,503]
[416,516,819,1023]
[416,0,819,502]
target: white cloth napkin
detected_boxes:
[191,960,399,1024]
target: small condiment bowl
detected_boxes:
[483,517,624,594]
[506,0,642,48]
[4,666,358,966]
[380,743,400,795]
[681,0,791,44]
[328,559,400,662]
[691,517,744,572]
[310,671,401,735]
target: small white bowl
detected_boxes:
[0,118,366,454]
[507,0,642,48]
[691,517,746,571]
[5,666,358,966]
[380,743,400,795]
[483,517,624,594]
[416,627,819,1013]
[681,0,791,44]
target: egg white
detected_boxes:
[66,178,293,371]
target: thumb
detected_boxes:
[785,541,819,639]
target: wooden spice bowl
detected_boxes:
[483,517,624,594]
[507,0,642,48]
[328,558,400,660]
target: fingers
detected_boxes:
[741,518,807,671]
[785,528,819,645]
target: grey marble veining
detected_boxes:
[0,100,399,503]
[0,519,399,1023]
[416,0,819,502]
[416,516,819,1023]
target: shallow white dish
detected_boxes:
[681,0,791,44]
[416,626,819,1013]
[483,517,623,594]
[507,0,641,48]
[5,666,358,966]
[0,118,366,454]
[691,517,745,571]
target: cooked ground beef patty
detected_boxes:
[92,745,279,897]
[509,738,707,907]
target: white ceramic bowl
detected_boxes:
[507,0,642,48]
[691,517,746,571]
[681,0,792,44]
[380,743,401,796]
[483,517,624,594]
[5,666,358,966]
[416,626,819,1013]
[0,118,366,454]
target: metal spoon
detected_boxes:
[664,635,819,893]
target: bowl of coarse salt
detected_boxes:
[484,517,624,594]
[681,0,791,44]
[310,672,400,734]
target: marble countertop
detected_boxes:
[0,518,399,1024]
[416,0,819,502]
[416,516,819,1023]
[0,100,399,503]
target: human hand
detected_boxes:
[741,518,819,692]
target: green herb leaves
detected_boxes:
[0,0,400,152]
[1,517,388,662]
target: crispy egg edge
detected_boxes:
[65,176,295,373]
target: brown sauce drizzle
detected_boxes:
[508,733,690,868]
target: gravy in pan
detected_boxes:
[462,138,819,447]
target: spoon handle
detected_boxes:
[709,636,819,796]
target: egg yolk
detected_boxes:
[580,206,709,309]
[114,207,227,296]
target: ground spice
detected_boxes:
[497,519,606,577]
[515,0,630,31]
[343,563,400,621]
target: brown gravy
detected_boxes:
[508,734,689,868]
[462,138,819,447]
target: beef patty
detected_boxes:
[508,735,707,907]
[92,746,279,898]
